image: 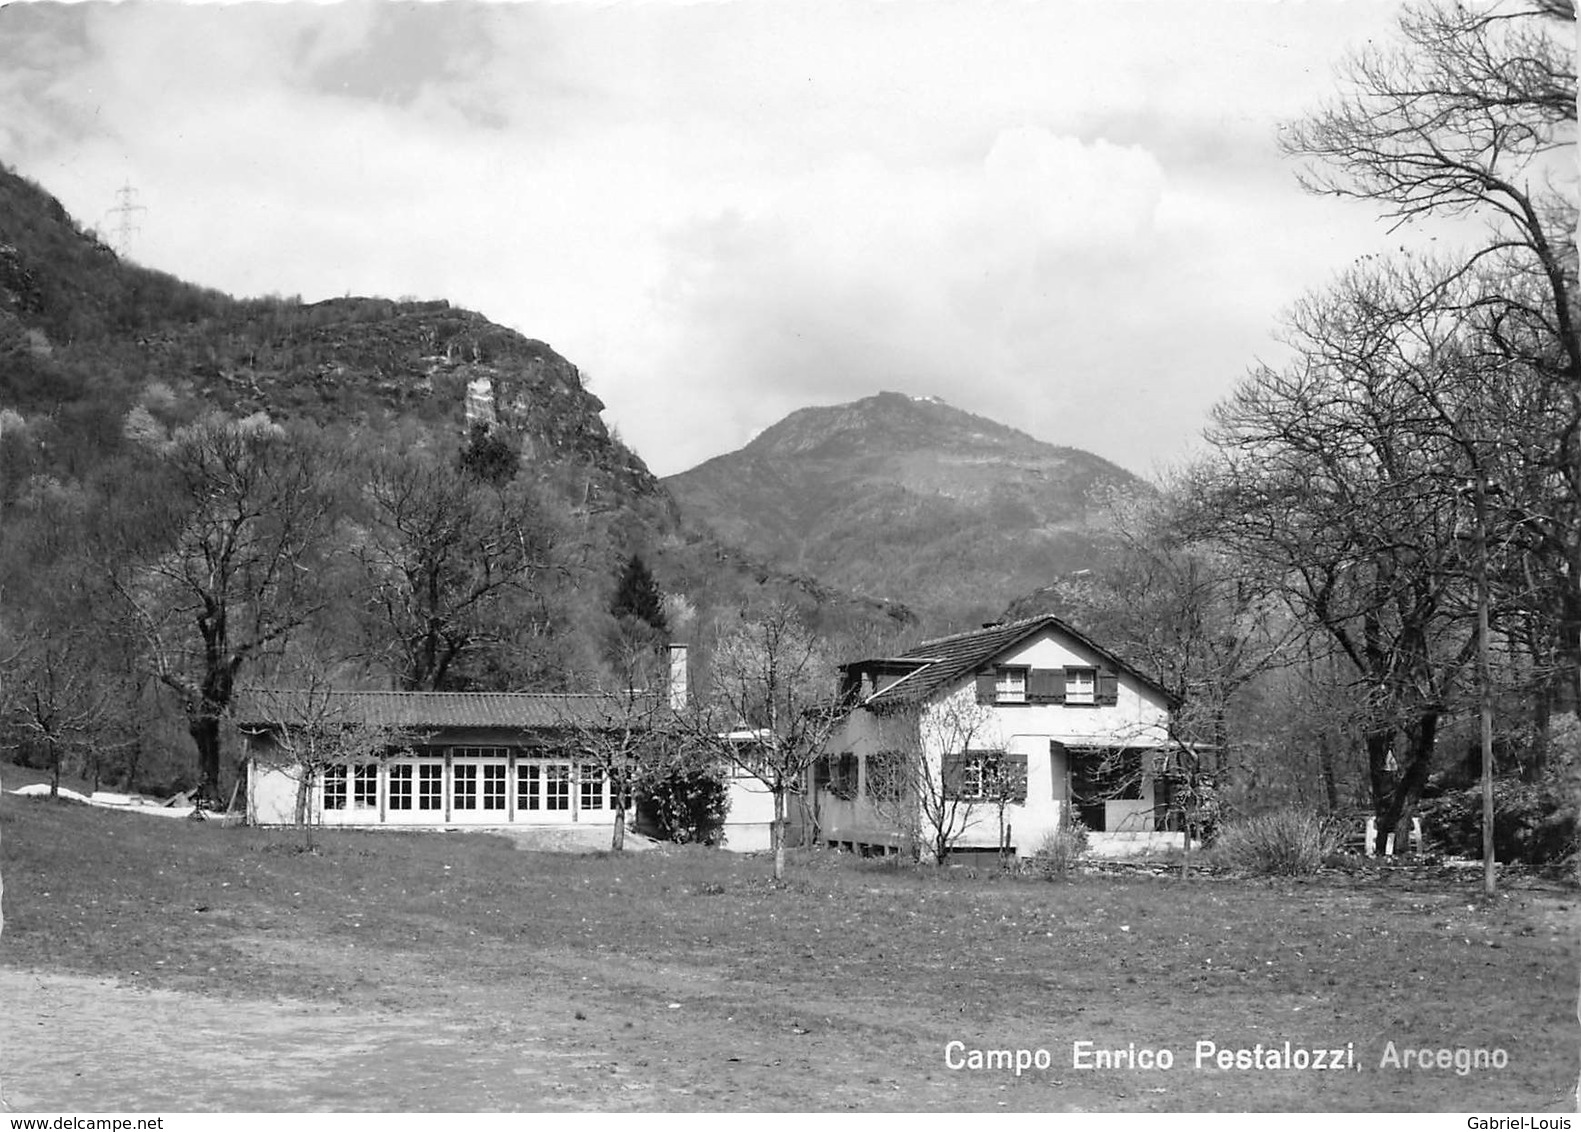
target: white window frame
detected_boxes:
[578,764,606,811]
[389,763,414,812]
[995,666,1027,704]
[451,747,509,816]
[323,766,348,811]
[544,764,571,811]
[481,763,507,812]
[416,763,443,811]
[1065,667,1097,705]
[322,763,379,812]
[351,763,378,810]
[960,756,988,800]
[517,763,541,812]
[452,762,480,811]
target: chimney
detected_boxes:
[668,643,689,710]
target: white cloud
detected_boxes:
[0,0,1474,478]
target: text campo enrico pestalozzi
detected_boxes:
[943,1039,1515,1076]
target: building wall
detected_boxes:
[245,734,623,830]
[246,732,783,854]
[816,628,1173,859]
[720,770,777,852]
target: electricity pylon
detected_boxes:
[104,181,146,257]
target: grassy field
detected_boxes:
[0,779,1575,1112]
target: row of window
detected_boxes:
[992,666,1098,704]
[817,750,1027,803]
[322,759,607,813]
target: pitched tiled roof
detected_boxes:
[857,614,1173,709]
[231,689,660,732]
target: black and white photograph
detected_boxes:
[0,0,1574,1115]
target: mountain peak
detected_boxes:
[743,390,1054,462]
[665,394,1143,629]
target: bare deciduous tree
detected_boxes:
[1197,253,1576,853]
[699,601,852,880]
[865,696,1006,865]
[1282,0,1578,385]
[1283,0,1580,719]
[103,416,344,806]
[242,676,416,849]
[553,643,691,851]
[2,620,112,798]
[354,448,565,691]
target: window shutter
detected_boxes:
[1097,671,1120,704]
[1051,668,1067,702]
[1003,752,1028,803]
[1027,668,1058,702]
[975,672,996,704]
[1049,740,1067,799]
[942,753,966,799]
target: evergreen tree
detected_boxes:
[457,423,518,486]
[611,553,668,636]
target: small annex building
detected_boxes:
[237,689,639,829]
[815,614,1184,859]
[233,648,778,850]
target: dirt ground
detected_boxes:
[2,790,1574,1113]
[0,960,961,1112]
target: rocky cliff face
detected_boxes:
[665,391,1143,631]
[0,163,911,638]
[0,162,664,509]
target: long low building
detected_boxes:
[232,664,778,850]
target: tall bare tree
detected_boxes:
[104,415,343,805]
[354,448,565,691]
[1198,252,1577,852]
[700,601,852,880]
[1282,0,1580,713]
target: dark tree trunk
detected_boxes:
[1559,541,1581,718]
[771,788,787,881]
[1529,678,1552,780]
[612,788,628,852]
[1372,712,1438,854]
[1317,730,1340,813]
[1364,725,1397,852]
[189,712,223,806]
[185,652,243,807]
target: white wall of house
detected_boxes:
[719,770,776,852]
[246,749,623,831]
[250,760,305,826]
[817,627,1173,859]
[248,741,784,855]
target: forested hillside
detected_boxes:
[0,163,910,801]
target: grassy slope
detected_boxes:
[0,792,1575,1112]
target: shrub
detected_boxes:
[1032,819,1090,879]
[1215,810,1343,876]
[1417,776,1577,866]
[639,766,729,846]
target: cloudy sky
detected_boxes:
[0,0,1469,478]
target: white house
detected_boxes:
[233,646,778,851]
[814,614,1183,860]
